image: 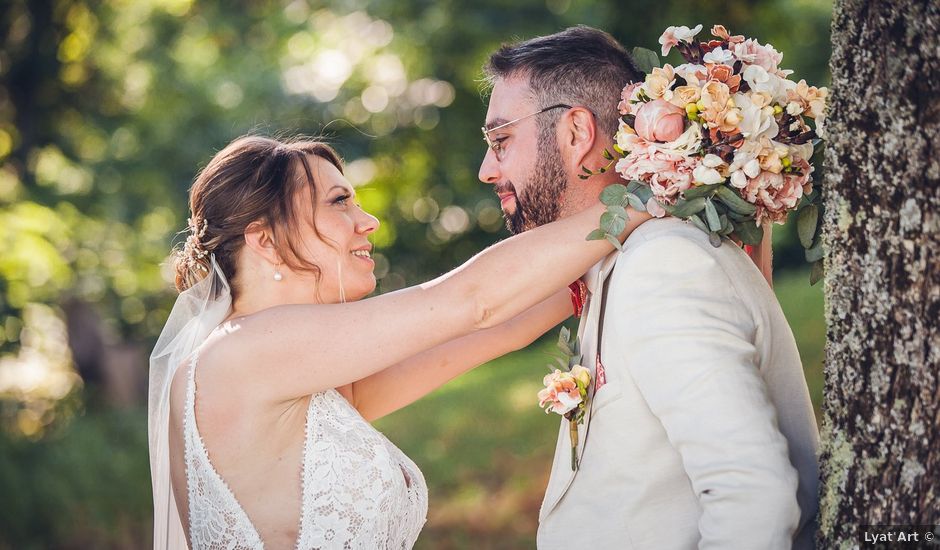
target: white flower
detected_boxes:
[730,170,748,188]
[790,142,814,162]
[653,123,702,157]
[672,24,703,42]
[744,158,761,178]
[555,391,582,415]
[673,63,707,86]
[736,93,779,141]
[702,154,725,168]
[693,164,725,185]
[742,65,794,102]
[702,47,734,65]
[786,101,804,116]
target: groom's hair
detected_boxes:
[483,25,643,140]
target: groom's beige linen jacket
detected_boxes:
[537,218,820,550]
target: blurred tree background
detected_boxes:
[0,0,831,547]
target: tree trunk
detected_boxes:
[819,0,939,546]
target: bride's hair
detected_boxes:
[173,135,343,295]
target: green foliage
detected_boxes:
[0,0,834,545]
[632,46,661,74]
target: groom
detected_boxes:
[479,26,820,549]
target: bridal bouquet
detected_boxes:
[586,24,828,281]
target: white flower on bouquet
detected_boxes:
[693,155,726,185]
[674,63,707,86]
[653,123,703,158]
[702,46,734,65]
[736,92,779,141]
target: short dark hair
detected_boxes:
[483,25,643,138]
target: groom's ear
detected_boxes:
[561,107,596,167]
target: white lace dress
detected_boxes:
[184,350,428,549]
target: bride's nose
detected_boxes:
[355,207,379,235]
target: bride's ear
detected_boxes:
[562,107,596,166]
[243,220,280,265]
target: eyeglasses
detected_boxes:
[481,103,572,159]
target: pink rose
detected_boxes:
[741,169,805,225]
[634,99,686,143]
[616,145,697,203]
[618,82,642,115]
[732,39,784,73]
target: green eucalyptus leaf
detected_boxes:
[797,205,819,249]
[683,183,721,200]
[715,185,757,215]
[633,46,661,73]
[665,197,707,218]
[735,220,764,246]
[805,240,824,263]
[600,211,615,231]
[625,192,646,211]
[586,228,607,241]
[689,213,709,234]
[625,180,645,195]
[600,184,627,206]
[719,214,733,236]
[708,231,722,248]
[606,234,623,251]
[704,199,722,232]
[581,165,592,174]
[607,205,628,219]
[558,327,571,346]
[608,215,627,236]
[810,260,824,286]
[632,185,653,204]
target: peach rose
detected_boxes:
[668,85,702,108]
[642,65,676,101]
[538,370,584,415]
[634,99,686,143]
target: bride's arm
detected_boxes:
[221,204,649,402]
[347,289,571,421]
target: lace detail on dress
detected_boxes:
[184,348,427,550]
[296,390,428,549]
[184,351,264,549]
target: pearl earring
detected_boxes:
[274,263,283,281]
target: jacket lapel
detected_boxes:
[539,251,620,521]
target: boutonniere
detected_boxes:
[537,326,591,471]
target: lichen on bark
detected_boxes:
[818,0,939,547]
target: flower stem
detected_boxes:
[569,419,579,471]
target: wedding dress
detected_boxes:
[184,346,428,549]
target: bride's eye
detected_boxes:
[332,193,351,206]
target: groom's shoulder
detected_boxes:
[620,217,719,262]
[608,217,746,289]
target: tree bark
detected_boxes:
[819,0,939,546]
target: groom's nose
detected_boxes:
[478,149,500,185]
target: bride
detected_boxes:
[149,135,648,549]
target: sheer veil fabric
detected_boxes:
[149,256,231,549]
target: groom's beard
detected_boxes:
[504,142,568,235]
